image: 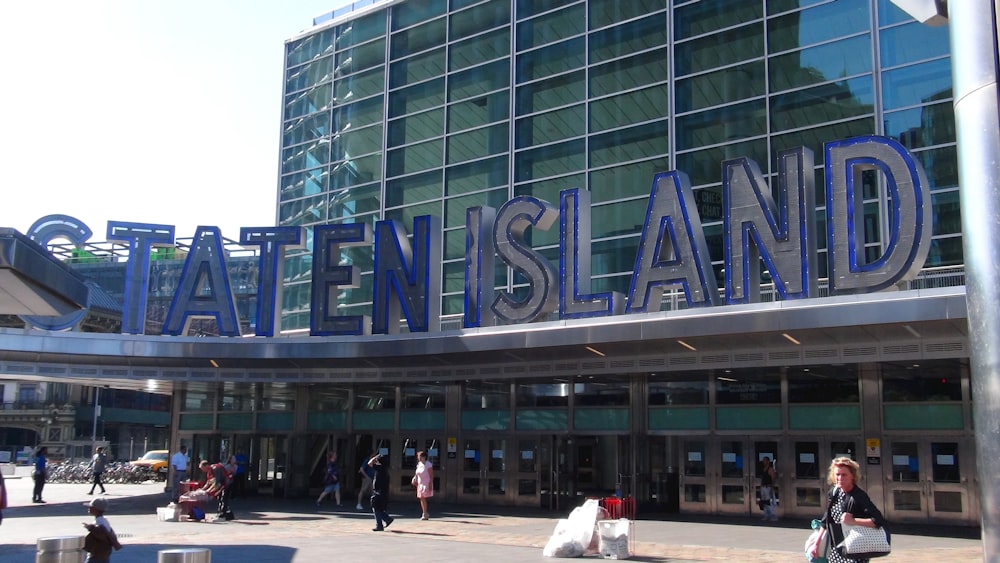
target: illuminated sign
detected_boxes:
[23,136,931,337]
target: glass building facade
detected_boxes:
[277,0,958,332]
[0,0,975,525]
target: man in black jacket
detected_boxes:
[369,454,393,531]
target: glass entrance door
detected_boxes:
[457,436,508,504]
[786,438,859,519]
[400,436,442,498]
[680,437,780,515]
[883,438,976,524]
[516,438,542,506]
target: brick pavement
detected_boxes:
[0,467,984,562]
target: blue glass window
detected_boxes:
[770,76,874,133]
[283,113,329,147]
[590,48,668,96]
[769,35,872,93]
[767,0,869,53]
[880,21,950,67]
[388,109,444,147]
[675,23,764,76]
[589,14,666,64]
[449,59,510,102]
[515,105,585,148]
[516,3,585,51]
[286,56,332,94]
[450,0,510,41]
[386,139,444,176]
[448,123,510,164]
[385,169,442,207]
[332,124,384,161]
[446,155,509,196]
[449,92,509,134]
[589,157,670,203]
[516,71,585,115]
[590,120,670,168]
[389,78,445,118]
[884,103,955,151]
[676,100,767,151]
[389,48,445,89]
[333,66,384,105]
[515,37,585,83]
[332,95,384,131]
[392,2,445,31]
[590,84,670,132]
[675,61,765,113]
[882,58,952,110]
[329,153,382,189]
[675,0,762,40]
[449,28,510,72]
[390,18,446,60]
[590,0,664,30]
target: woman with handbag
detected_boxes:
[810,457,889,562]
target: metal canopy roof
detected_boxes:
[0,286,969,392]
[0,229,88,317]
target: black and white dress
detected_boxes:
[828,492,868,563]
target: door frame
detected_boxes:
[679,435,783,515]
[456,433,512,505]
[881,435,978,525]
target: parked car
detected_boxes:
[130,449,169,480]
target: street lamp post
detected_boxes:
[891,0,1000,558]
[90,387,101,456]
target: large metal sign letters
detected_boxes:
[24,136,931,336]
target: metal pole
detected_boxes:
[948,1,1000,558]
[90,387,100,455]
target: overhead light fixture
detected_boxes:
[718,376,738,382]
[902,324,921,338]
[782,333,801,345]
[209,359,219,368]
[585,346,606,357]
[677,340,697,352]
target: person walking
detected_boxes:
[356,452,374,510]
[315,451,341,507]
[413,450,433,520]
[82,497,122,562]
[88,447,109,495]
[369,454,393,532]
[759,456,777,522]
[809,457,887,563]
[32,447,47,503]
[169,446,188,502]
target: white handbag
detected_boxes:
[838,522,891,558]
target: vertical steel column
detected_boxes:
[950,1,1000,557]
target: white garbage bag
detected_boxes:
[542,499,603,558]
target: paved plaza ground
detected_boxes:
[0,466,983,562]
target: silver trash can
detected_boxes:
[157,548,212,563]
[36,536,85,563]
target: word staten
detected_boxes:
[29,135,930,337]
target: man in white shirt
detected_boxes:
[170,446,188,502]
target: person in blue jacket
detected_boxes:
[32,447,47,503]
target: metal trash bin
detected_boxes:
[157,548,212,563]
[36,536,85,563]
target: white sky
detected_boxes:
[0,0,344,243]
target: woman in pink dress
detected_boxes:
[413,451,433,520]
